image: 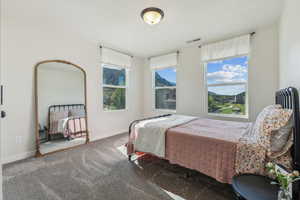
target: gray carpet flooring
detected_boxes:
[3,133,234,200]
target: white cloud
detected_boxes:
[210,60,223,64]
[222,64,247,73]
[207,64,247,83]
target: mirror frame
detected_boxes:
[34,60,90,157]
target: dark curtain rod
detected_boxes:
[100,45,133,58]
[198,32,256,48]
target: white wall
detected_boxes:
[248,24,279,121]
[38,64,85,127]
[143,24,279,122]
[1,0,143,163]
[1,0,280,164]
[279,0,300,89]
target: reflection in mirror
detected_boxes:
[36,61,88,155]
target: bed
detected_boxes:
[127,87,300,185]
[47,104,87,140]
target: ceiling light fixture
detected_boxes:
[141,7,164,25]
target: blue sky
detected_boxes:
[207,56,248,95]
[207,56,248,84]
[155,57,248,95]
[156,68,176,84]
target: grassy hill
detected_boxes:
[208,91,246,115]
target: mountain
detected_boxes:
[103,68,125,85]
[208,91,245,97]
[208,91,218,96]
[155,72,176,87]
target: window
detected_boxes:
[154,67,176,110]
[206,56,248,116]
[102,64,127,111]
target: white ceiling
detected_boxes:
[29,0,284,57]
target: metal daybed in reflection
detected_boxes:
[46,104,87,141]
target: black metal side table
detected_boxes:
[232,174,278,200]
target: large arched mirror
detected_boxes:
[35,60,89,156]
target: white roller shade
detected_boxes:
[101,47,132,68]
[201,34,250,61]
[150,53,178,69]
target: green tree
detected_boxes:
[111,88,125,109]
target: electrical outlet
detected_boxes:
[16,136,23,144]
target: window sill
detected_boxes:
[207,113,249,120]
[154,109,177,114]
[103,109,128,113]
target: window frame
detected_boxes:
[204,54,249,118]
[101,63,128,112]
[152,66,177,112]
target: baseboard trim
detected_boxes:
[2,150,36,165]
[2,130,128,165]
[90,130,127,142]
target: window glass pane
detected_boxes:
[208,85,246,115]
[155,68,176,87]
[103,87,126,110]
[155,88,176,110]
[207,56,248,84]
[103,66,126,86]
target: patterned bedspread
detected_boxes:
[128,114,293,183]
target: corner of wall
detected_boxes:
[278,0,300,90]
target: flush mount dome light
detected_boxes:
[141,7,164,25]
